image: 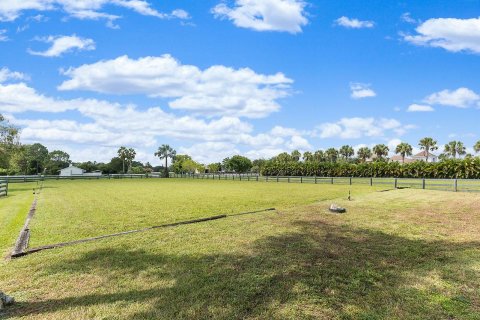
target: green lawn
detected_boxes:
[27,179,378,246]
[1,179,479,319]
[0,182,36,255]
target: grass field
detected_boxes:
[1,178,480,319]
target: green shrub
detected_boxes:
[261,158,480,179]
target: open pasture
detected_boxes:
[1,179,480,319]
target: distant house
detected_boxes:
[411,151,438,163]
[59,164,102,177]
[389,155,415,164]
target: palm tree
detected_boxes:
[291,150,301,162]
[325,148,338,163]
[357,147,372,162]
[339,145,354,160]
[395,142,413,163]
[313,150,325,162]
[372,144,389,160]
[155,144,176,177]
[474,140,480,154]
[418,137,438,161]
[302,151,314,162]
[117,146,128,174]
[444,141,466,159]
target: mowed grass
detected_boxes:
[0,182,36,255]
[27,178,379,246]
[0,179,479,319]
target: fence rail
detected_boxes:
[0,180,8,197]
[170,173,480,193]
[0,174,158,183]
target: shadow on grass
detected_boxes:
[4,220,480,319]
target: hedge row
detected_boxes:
[260,158,480,179]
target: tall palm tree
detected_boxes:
[418,137,438,161]
[302,151,314,162]
[444,141,466,159]
[313,150,325,162]
[339,145,354,160]
[372,144,389,160]
[395,142,413,163]
[117,146,128,174]
[155,144,176,177]
[291,150,301,162]
[474,140,480,154]
[357,147,372,162]
[325,148,338,163]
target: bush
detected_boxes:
[261,158,480,179]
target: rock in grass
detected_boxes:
[329,204,346,213]
[0,292,15,310]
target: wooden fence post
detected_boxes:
[394,178,398,189]
[350,177,352,185]
[331,177,334,184]
[300,177,302,183]
[422,178,425,189]
[370,177,373,186]
[314,176,317,184]
[454,179,458,192]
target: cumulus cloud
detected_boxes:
[58,55,293,118]
[424,87,480,108]
[350,82,376,99]
[286,135,311,150]
[0,68,29,83]
[407,104,434,112]
[28,35,95,57]
[179,142,240,164]
[315,117,409,139]
[211,0,308,34]
[1,81,311,163]
[335,16,374,29]
[403,17,480,53]
[0,0,189,24]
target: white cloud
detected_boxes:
[270,125,301,137]
[316,117,408,139]
[350,82,376,99]
[58,54,293,118]
[401,12,417,24]
[28,35,95,57]
[407,104,434,112]
[179,142,240,164]
[403,17,480,53]
[0,0,189,24]
[335,16,374,29]
[0,29,8,41]
[424,87,480,108]
[211,0,308,34]
[0,68,29,83]
[1,81,313,163]
[286,135,311,150]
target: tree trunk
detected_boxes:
[164,157,168,178]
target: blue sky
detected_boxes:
[0,0,479,165]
